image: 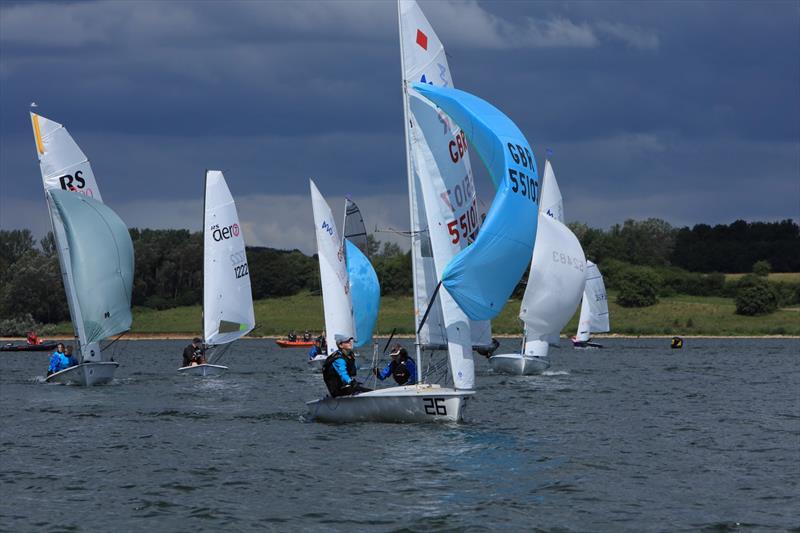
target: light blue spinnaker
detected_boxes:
[346,240,380,349]
[413,83,540,321]
[48,189,134,344]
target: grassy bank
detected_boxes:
[51,291,800,337]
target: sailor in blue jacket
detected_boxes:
[46,343,66,376]
[375,345,417,386]
[322,334,371,397]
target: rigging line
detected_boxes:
[416,281,442,336]
[382,328,397,354]
[101,330,128,355]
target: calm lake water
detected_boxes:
[1,338,798,532]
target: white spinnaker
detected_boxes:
[539,159,563,223]
[399,0,491,352]
[520,214,587,356]
[31,113,103,202]
[310,180,355,354]
[576,260,610,342]
[203,171,255,346]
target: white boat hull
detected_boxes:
[489,353,550,375]
[307,355,326,372]
[45,362,119,386]
[306,384,474,423]
[177,364,228,376]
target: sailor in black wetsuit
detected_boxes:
[182,337,205,367]
[322,334,371,397]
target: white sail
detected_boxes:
[203,171,255,346]
[576,260,610,342]
[520,214,586,356]
[310,180,355,354]
[539,159,563,223]
[398,0,492,354]
[31,113,102,201]
[400,0,483,389]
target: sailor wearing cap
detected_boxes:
[374,344,416,386]
[321,334,371,397]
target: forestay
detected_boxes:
[310,180,355,353]
[412,84,540,321]
[46,190,133,344]
[577,261,610,342]
[203,171,255,346]
[344,199,380,349]
[398,0,491,350]
[520,214,586,356]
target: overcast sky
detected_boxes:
[1,0,798,254]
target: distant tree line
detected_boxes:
[1,218,797,329]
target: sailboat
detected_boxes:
[306,192,380,372]
[31,112,134,386]
[572,260,610,348]
[178,171,255,376]
[489,159,586,375]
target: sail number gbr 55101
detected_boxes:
[507,143,538,203]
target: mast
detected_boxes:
[398,0,423,384]
[202,169,208,349]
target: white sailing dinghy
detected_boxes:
[490,159,586,375]
[31,113,134,386]
[572,260,610,349]
[307,1,490,423]
[306,180,357,373]
[178,171,255,376]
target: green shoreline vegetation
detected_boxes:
[48,290,800,337]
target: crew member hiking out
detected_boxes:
[322,334,371,397]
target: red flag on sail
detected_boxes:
[416,29,428,50]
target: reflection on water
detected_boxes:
[1,338,798,531]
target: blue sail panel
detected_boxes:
[346,239,380,348]
[412,83,539,321]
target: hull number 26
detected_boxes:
[423,397,447,416]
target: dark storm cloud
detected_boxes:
[1,0,797,251]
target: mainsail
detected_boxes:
[398,0,491,354]
[46,190,134,345]
[576,260,610,342]
[412,84,540,322]
[343,199,380,349]
[310,180,355,354]
[203,171,255,347]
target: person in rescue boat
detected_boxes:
[374,344,417,386]
[46,343,67,376]
[322,334,371,397]
[182,337,206,367]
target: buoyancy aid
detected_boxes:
[322,350,357,396]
